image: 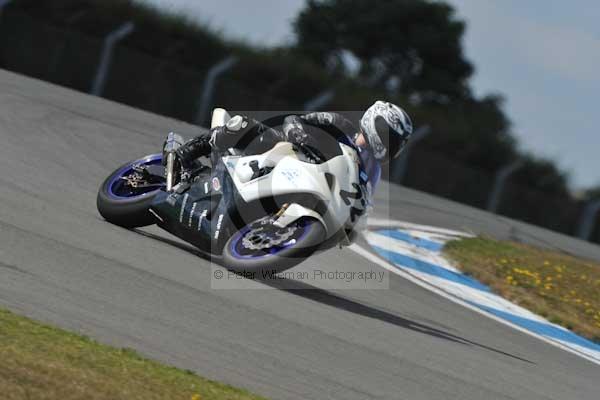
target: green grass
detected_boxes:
[0,308,267,400]
[445,237,600,343]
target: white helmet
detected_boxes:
[359,101,413,162]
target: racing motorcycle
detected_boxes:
[97,109,367,273]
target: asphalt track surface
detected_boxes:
[1,69,599,399]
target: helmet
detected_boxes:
[359,101,413,162]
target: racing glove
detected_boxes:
[283,115,309,145]
[301,112,336,126]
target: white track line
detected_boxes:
[348,243,600,366]
[367,217,474,238]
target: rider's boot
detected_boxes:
[172,119,245,170]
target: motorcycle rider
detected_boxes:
[173,101,413,203]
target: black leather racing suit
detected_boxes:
[176,112,381,201]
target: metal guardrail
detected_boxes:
[304,89,335,111]
[487,160,524,213]
[391,125,431,184]
[195,56,238,125]
[577,200,600,241]
[90,21,135,96]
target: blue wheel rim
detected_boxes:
[230,218,313,260]
[106,154,164,200]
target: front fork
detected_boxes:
[165,152,176,191]
[163,132,185,192]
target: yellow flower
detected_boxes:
[191,394,202,400]
[543,261,550,266]
[545,276,552,281]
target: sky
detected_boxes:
[138,0,600,190]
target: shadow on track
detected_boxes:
[133,228,534,364]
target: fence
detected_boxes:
[1,8,598,245]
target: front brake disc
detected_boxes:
[242,224,297,250]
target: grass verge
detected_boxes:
[444,237,600,343]
[0,308,267,400]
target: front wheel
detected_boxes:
[97,154,165,228]
[222,216,325,274]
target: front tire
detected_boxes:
[222,216,326,274]
[97,154,164,228]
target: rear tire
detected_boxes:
[222,216,325,274]
[97,156,163,228]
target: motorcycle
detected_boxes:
[97,109,367,273]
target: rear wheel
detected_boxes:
[97,154,165,228]
[222,215,325,274]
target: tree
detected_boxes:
[414,94,518,172]
[582,186,600,201]
[294,0,473,103]
[512,156,571,197]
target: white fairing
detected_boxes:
[223,141,365,236]
[211,108,232,128]
[272,204,325,230]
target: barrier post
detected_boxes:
[391,125,431,184]
[577,200,600,241]
[195,56,238,125]
[90,21,135,96]
[303,89,335,111]
[487,160,524,213]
